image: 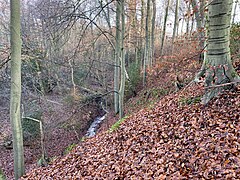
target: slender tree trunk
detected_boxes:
[190,14,195,35]
[114,0,121,114]
[160,0,170,56]
[151,0,156,65]
[140,0,145,67]
[196,0,239,104]
[181,17,185,35]
[192,0,204,60]
[10,0,25,179]
[232,0,239,24]
[172,0,180,43]
[119,0,125,119]
[186,2,191,35]
[126,0,137,66]
[143,0,151,85]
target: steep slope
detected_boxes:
[22,83,240,179]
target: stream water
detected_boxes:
[85,114,106,137]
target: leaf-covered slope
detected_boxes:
[22,84,240,179]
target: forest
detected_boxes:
[0,0,239,179]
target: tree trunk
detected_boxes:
[140,0,146,67]
[160,0,170,56]
[10,0,25,179]
[172,0,179,43]
[114,0,121,114]
[119,0,125,119]
[232,0,239,24]
[197,0,240,104]
[151,0,156,65]
[186,2,191,35]
[143,0,151,86]
[191,0,204,60]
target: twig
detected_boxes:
[205,81,240,89]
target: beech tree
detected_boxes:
[143,0,151,85]
[196,0,240,104]
[172,0,180,43]
[10,0,25,179]
[160,0,170,56]
[114,0,121,114]
[119,0,126,119]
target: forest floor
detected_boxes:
[21,57,240,179]
[0,91,101,179]
[1,55,240,179]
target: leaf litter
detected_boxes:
[22,82,240,179]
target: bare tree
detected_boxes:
[10,0,25,178]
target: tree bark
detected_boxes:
[232,0,239,24]
[114,0,121,114]
[143,0,151,86]
[119,0,125,119]
[151,0,156,65]
[10,0,25,179]
[172,0,179,43]
[191,0,205,60]
[160,0,170,56]
[197,0,240,104]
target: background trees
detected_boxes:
[0,0,239,178]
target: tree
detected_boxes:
[160,0,170,56]
[232,0,239,24]
[10,0,25,179]
[191,0,205,60]
[151,0,156,65]
[114,0,121,114]
[172,0,180,43]
[143,0,151,85]
[196,0,240,104]
[119,0,126,119]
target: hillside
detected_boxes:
[22,81,240,179]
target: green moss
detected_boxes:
[0,168,6,180]
[179,96,201,106]
[109,116,128,133]
[80,137,86,142]
[64,143,77,154]
[231,71,238,78]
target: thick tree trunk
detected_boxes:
[10,0,25,179]
[197,0,239,104]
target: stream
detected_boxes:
[85,113,106,137]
